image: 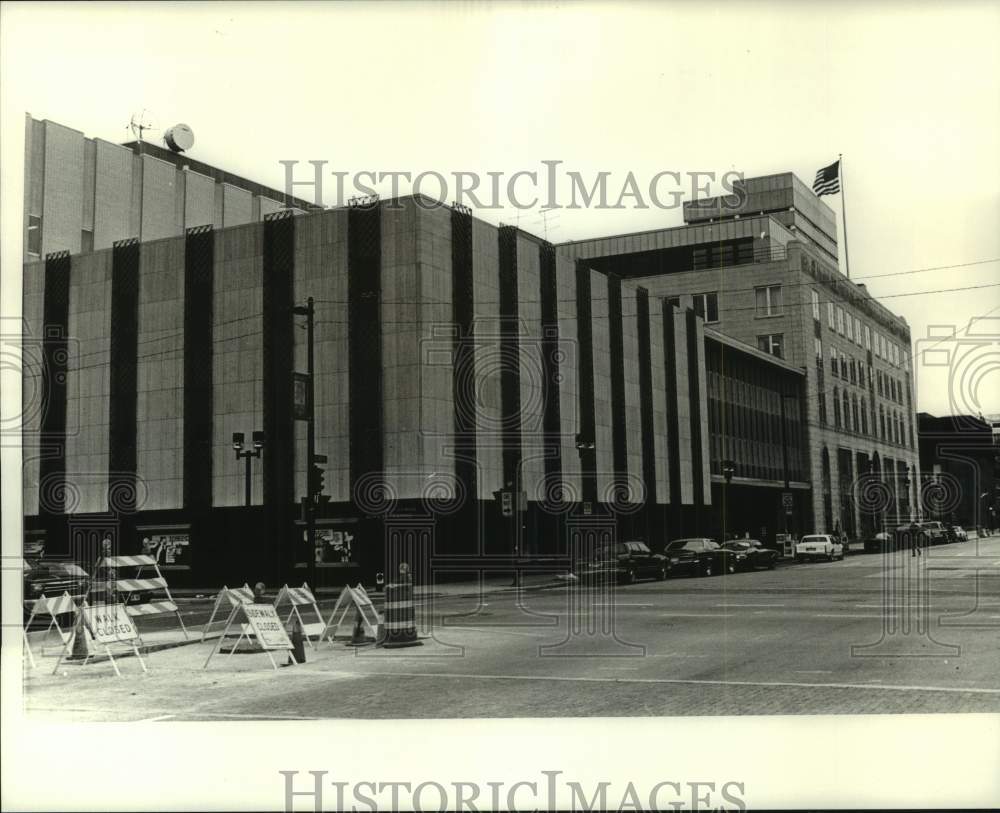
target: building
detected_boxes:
[917,412,999,530]
[558,173,921,536]
[21,114,314,260]
[22,194,806,585]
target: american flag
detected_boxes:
[813,160,841,196]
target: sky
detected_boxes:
[2,0,998,417]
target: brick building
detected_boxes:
[558,173,921,536]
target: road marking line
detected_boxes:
[594,603,654,607]
[439,626,549,638]
[794,670,833,674]
[357,670,1000,695]
[715,603,786,607]
[139,714,175,722]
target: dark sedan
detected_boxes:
[663,538,740,577]
[23,560,89,627]
[721,539,778,571]
[575,540,669,585]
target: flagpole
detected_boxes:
[839,153,851,279]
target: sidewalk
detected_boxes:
[170,571,577,601]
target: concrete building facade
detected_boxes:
[23,196,806,585]
[22,115,313,261]
[558,173,921,537]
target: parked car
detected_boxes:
[863,531,893,553]
[721,539,778,570]
[663,538,740,577]
[952,526,968,542]
[915,521,949,546]
[22,560,89,627]
[795,534,844,562]
[575,540,669,584]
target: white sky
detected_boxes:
[2,0,998,416]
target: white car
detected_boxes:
[952,526,968,542]
[795,534,844,562]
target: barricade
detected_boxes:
[87,554,188,643]
[203,603,295,671]
[273,583,325,648]
[382,577,422,649]
[201,584,255,642]
[23,591,79,667]
[53,601,147,677]
[322,584,382,644]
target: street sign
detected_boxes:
[501,491,513,517]
[782,491,794,515]
[242,604,293,650]
[292,373,311,421]
[83,603,138,644]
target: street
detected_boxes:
[22,537,1000,720]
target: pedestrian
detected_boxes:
[909,521,922,557]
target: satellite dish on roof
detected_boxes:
[164,123,195,153]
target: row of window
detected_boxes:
[668,285,784,326]
[815,339,910,406]
[827,386,913,448]
[811,288,906,368]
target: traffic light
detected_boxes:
[310,463,326,498]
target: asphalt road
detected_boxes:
[23,537,1000,720]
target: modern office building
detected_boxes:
[558,173,921,536]
[22,195,806,585]
[917,412,999,530]
[21,114,314,260]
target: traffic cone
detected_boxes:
[287,616,306,665]
[65,612,90,661]
[346,608,371,647]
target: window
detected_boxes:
[814,337,823,365]
[893,343,899,367]
[755,285,783,317]
[836,307,845,335]
[854,317,862,345]
[666,296,680,310]
[864,325,871,350]
[828,302,835,329]
[849,358,857,385]
[833,388,842,428]
[757,333,784,359]
[852,396,860,431]
[842,391,851,431]
[81,229,94,254]
[846,313,854,342]
[874,333,881,358]
[692,292,719,323]
[830,347,838,376]
[840,355,848,379]
[818,378,828,425]
[27,215,42,255]
[861,398,869,434]
[811,289,820,321]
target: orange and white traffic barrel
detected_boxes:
[381,563,422,648]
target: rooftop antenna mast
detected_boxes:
[129,110,155,154]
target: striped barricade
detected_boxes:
[322,584,382,644]
[87,554,188,642]
[23,591,80,667]
[202,584,255,641]
[273,583,325,648]
[382,580,422,648]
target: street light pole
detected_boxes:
[293,297,317,589]
[305,298,316,590]
[722,459,736,543]
[232,431,265,507]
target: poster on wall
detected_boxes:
[137,526,192,569]
[303,526,356,567]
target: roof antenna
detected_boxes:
[129,110,154,154]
